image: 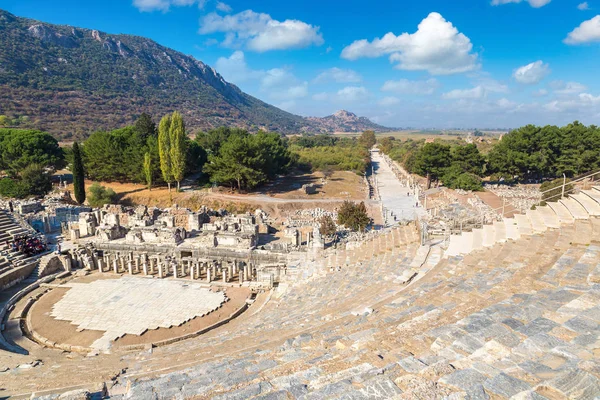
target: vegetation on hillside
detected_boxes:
[289,132,373,175]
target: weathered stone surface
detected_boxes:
[440,369,487,391]
[545,369,600,399]
[483,373,531,398]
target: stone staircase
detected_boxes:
[446,186,600,257]
[0,209,47,288]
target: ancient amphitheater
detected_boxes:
[2,169,600,399]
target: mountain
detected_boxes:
[0,9,392,139]
[306,110,392,133]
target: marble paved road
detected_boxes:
[371,150,426,223]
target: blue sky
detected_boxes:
[2,0,600,128]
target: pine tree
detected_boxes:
[143,152,153,191]
[158,114,173,192]
[169,111,187,192]
[72,141,86,204]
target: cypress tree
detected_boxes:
[72,141,86,204]
[169,111,187,192]
[158,114,173,192]
[143,152,153,191]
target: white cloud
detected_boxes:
[442,86,486,100]
[565,15,600,44]
[512,61,550,84]
[133,0,203,12]
[214,51,263,84]
[215,52,307,102]
[259,68,308,101]
[336,86,370,102]
[442,80,507,100]
[215,1,232,12]
[341,12,479,75]
[544,92,600,112]
[378,96,401,107]
[477,78,509,94]
[578,2,590,10]
[550,80,587,94]
[313,68,362,83]
[199,10,324,52]
[533,88,549,97]
[381,78,439,95]
[491,0,551,8]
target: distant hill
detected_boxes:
[306,110,393,133]
[0,9,393,140]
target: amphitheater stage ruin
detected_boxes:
[25,274,252,353]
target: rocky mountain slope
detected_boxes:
[0,10,392,139]
[306,110,392,133]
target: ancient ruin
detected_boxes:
[1,156,600,399]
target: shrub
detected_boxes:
[442,166,483,191]
[319,215,337,237]
[0,178,28,199]
[87,183,118,207]
[540,178,573,203]
[20,164,52,196]
[337,201,370,232]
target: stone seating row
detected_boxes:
[446,187,600,257]
[109,213,600,399]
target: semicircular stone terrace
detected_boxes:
[49,276,227,352]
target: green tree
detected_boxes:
[134,113,157,141]
[169,111,187,192]
[450,144,485,176]
[72,141,86,204]
[204,133,265,191]
[378,136,394,154]
[359,130,377,149]
[412,143,452,188]
[158,114,174,192]
[319,215,337,237]
[87,183,117,208]
[442,166,483,191]
[143,152,153,191]
[0,116,8,127]
[337,201,370,232]
[21,164,53,197]
[0,129,64,176]
[0,178,27,199]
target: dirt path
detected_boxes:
[477,190,519,217]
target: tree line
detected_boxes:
[379,121,600,191]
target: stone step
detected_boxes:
[472,228,484,251]
[582,189,600,206]
[536,205,561,228]
[560,197,589,219]
[461,232,474,254]
[503,218,520,240]
[547,201,575,224]
[526,210,547,233]
[571,193,600,216]
[513,214,532,236]
[493,221,507,243]
[482,224,496,247]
